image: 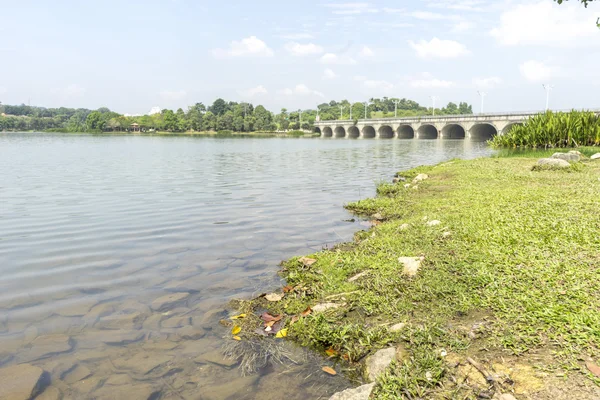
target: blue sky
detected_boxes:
[1,0,599,114]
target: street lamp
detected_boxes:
[364,101,371,119]
[477,91,487,114]
[393,100,399,118]
[542,84,554,111]
[339,105,344,120]
[429,96,438,116]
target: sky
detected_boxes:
[1,0,599,114]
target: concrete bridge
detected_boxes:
[314,111,536,140]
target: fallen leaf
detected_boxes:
[275,328,288,338]
[232,336,241,341]
[325,348,338,357]
[299,257,317,267]
[231,326,241,335]
[342,354,350,361]
[290,315,299,324]
[283,285,294,293]
[265,326,272,332]
[265,321,276,328]
[300,306,312,317]
[265,293,283,302]
[586,361,600,377]
[322,366,337,375]
[261,312,283,323]
[230,313,247,320]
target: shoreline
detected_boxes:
[230,148,600,399]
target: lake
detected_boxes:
[0,133,492,399]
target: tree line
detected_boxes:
[0,97,472,133]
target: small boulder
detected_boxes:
[493,394,517,400]
[389,323,406,332]
[537,158,570,168]
[312,303,342,313]
[365,347,397,382]
[329,383,376,400]
[426,220,441,226]
[412,173,429,183]
[591,153,600,160]
[551,152,580,162]
[403,184,410,188]
[150,292,190,311]
[399,223,410,230]
[398,257,423,277]
[372,213,384,221]
[0,363,47,400]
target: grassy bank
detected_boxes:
[235,151,600,398]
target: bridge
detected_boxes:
[314,111,536,140]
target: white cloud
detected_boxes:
[354,76,394,92]
[212,36,274,58]
[473,76,502,89]
[408,11,448,20]
[409,73,456,88]
[451,21,474,33]
[408,38,470,58]
[325,3,378,15]
[160,90,187,101]
[490,1,599,47]
[279,33,315,40]
[239,85,268,98]
[519,60,559,82]
[359,46,375,57]
[428,0,485,12]
[320,53,357,65]
[0,86,7,95]
[323,68,338,80]
[284,42,324,56]
[281,84,325,98]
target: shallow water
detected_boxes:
[0,134,492,399]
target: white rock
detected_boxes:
[551,152,580,162]
[398,257,423,277]
[591,153,600,160]
[312,303,342,312]
[537,158,570,168]
[442,231,452,238]
[426,220,441,226]
[412,173,429,183]
[389,323,406,332]
[399,223,410,230]
[329,383,376,400]
[365,347,397,382]
[403,184,410,188]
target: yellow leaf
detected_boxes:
[232,336,241,341]
[265,293,283,302]
[230,313,247,320]
[325,348,338,357]
[232,326,241,335]
[275,328,288,338]
[322,366,337,375]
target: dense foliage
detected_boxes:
[0,97,472,133]
[491,110,600,148]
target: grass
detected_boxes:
[236,153,600,398]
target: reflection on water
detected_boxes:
[0,134,492,399]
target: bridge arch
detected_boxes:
[470,123,497,141]
[314,127,322,135]
[502,122,523,135]
[362,126,376,139]
[397,125,415,139]
[348,126,360,138]
[334,126,346,138]
[322,127,333,137]
[417,124,438,139]
[441,124,466,139]
[378,125,395,139]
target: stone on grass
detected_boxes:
[537,158,570,168]
[551,152,580,162]
[412,173,429,183]
[372,213,383,221]
[403,184,410,188]
[329,383,376,400]
[150,292,189,311]
[312,303,342,313]
[591,153,600,160]
[365,347,397,382]
[399,223,410,230]
[0,363,47,400]
[426,220,441,226]
[389,323,406,332]
[398,257,423,277]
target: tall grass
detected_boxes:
[490,110,600,148]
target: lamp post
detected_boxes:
[364,101,370,119]
[542,84,553,111]
[339,105,344,120]
[350,105,352,120]
[393,100,399,117]
[429,96,438,116]
[477,91,487,114]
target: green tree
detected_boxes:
[203,111,217,131]
[162,109,178,131]
[254,105,272,131]
[209,98,228,116]
[217,111,234,130]
[86,111,104,131]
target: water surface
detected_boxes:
[0,134,492,399]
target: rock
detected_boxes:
[101,330,146,346]
[365,347,397,382]
[21,335,73,362]
[62,364,92,384]
[591,153,600,160]
[92,383,160,400]
[176,325,206,340]
[70,375,102,395]
[372,213,383,221]
[389,323,406,332]
[493,394,517,400]
[399,223,410,230]
[348,271,368,282]
[551,152,580,162]
[412,173,429,183]
[329,383,376,400]
[442,231,452,238]
[112,353,173,375]
[150,292,190,311]
[161,315,190,329]
[55,299,98,317]
[537,158,570,168]
[403,184,410,188]
[201,374,259,400]
[398,256,423,277]
[312,303,342,312]
[194,349,238,368]
[97,311,144,330]
[426,220,441,226]
[84,302,117,325]
[0,363,47,400]
[36,386,61,400]
[142,314,163,331]
[197,308,226,329]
